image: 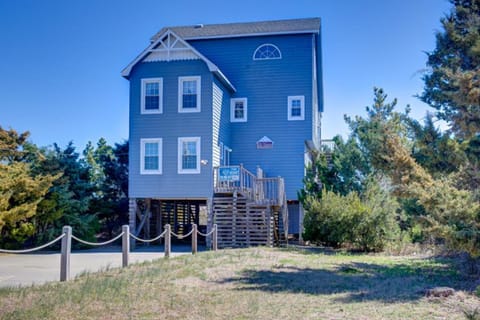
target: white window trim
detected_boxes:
[178,137,201,174]
[253,43,282,60]
[140,138,162,175]
[141,78,163,114]
[178,76,201,113]
[230,98,248,122]
[288,95,305,121]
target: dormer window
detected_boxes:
[253,44,282,60]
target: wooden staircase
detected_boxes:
[212,165,288,248]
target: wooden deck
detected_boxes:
[213,165,286,206]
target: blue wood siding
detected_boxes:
[189,34,316,199]
[288,203,300,234]
[128,60,214,198]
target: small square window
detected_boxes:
[141,78,163,114]
[288,95,305,121]
[230,98,248,122]
[178,76,201,112]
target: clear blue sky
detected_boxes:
[0,0,451,150]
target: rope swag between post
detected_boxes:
[170,228,194,239]
[130,229,167,243]
[71,232,124,246]
[0,233,66,254]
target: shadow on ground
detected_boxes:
[218,257,470,303]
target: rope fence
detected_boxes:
[0,233,65,254]
[130,229,166,243]
[0,223,218,282]
[72,232,124,246]
[170,228,194,239]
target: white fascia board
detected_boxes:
[213,70,236,93]
[121,40,157,78]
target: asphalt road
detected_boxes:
[0,245,195,288]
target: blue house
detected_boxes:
[122,18,323,247]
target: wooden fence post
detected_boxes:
[122,225,129,268]
[165,224,171,258]
[192,224,198,255]
[213,224,218,251]
[60,226,72,281]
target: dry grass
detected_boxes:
[0,246,479,320]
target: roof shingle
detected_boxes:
[151,17,320,42]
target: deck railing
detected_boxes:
[214,165,285,206]
[214,165,256,199]
[255,177,285,206]
[320,139,336,151]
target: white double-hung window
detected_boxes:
[230,98,247,122]
[140,138,162,174]
[178,76,201,112]
[141,78,163,114]
[178,137,201,174]
[287,95,305,120]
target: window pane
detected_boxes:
[144,142,159,170]
[182,80,198,109]
[183,94,197,109]
[234,101,244,119]
[145,82,159,110]
[144,155,159,170]
[182,141,197,170]
[254,44,281,60]
[145,142,158,156]
[146,82,159,95]
[291,99,302,117]
[145,96,159,110]
[291,107,301,117]
[182,80,197,94]
[183,141,196,155]
[182,155,197,169]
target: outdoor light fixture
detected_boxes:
[200,159,208,166]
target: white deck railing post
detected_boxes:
[122,225,129,268]
[192,224,198,254]
[60,226,72,282]
[165,224,171,258]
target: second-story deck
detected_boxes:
[213,165,285,207]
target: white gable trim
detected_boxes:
[144,31,199,62]
[122,30,236,92]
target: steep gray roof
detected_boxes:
[151,17,320,42]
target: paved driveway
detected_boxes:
[0,245,195,288]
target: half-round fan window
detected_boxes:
[253,44,282,60]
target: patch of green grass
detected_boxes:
[0,247,479,320]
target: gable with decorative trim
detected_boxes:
[122,29,236,92]
[144,32,200,62]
